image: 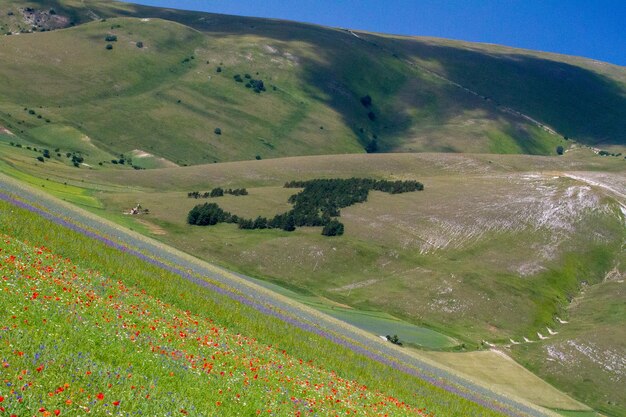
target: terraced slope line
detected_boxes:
[0,173,561,417]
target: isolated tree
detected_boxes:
[556,145,564,155]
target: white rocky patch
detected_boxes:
[409,174,608,259]
[427,297,469,314]
[567,341,626,378]
[330,279,379,292]
[546,345,572,363]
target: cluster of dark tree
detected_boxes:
[187,187,248,199]
[360,95,377,121]
[233,73,266,93]
[187,203,236,226]
[35,148,53,163]
[70,154,83,167]
[598,150,623,157]
[358,95,378,152]
[386,334,403,346]
[104,34,117,50]
[187,178,422,237]
[23,107,51,123]
[284,178,423,196]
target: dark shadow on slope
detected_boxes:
[95,5,507,151]
[372,35,626,146]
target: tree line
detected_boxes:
[187,178,423,236]
[187,187,248,199]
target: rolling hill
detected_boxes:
[0,0,624,166]
[0,1,625,416]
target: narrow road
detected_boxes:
[0,174,556,417]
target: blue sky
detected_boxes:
[129,1,626,66]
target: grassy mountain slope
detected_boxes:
[1,135,623,414]
[92,152,626,417]
[1,1,625,416]
[0,1,624,165]
[0,198,507,417]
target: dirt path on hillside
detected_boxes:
[0,125,14,136]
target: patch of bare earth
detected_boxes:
[130,149,179,168]
[21,7,70,30]
[0,126,14,136]
[134,219,167,235]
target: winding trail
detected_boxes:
[0,174,557,417]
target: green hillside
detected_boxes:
[1,136,623,414]
[0,1,625,416]
[0,197,505,417]
[0,1,624,166]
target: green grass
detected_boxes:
[243,275,458,350]
[95,168,624,344]
[317,306,458,349]
[554,411,601,417]
[0,0,623,167]
[421,350,590,412]
[69,151,623,416]
[27,124,116,162]
[0,158,101,208]
[512,277,626,417]
[3,145,623,415]
[0,198,506,417]
[0,2,624,414]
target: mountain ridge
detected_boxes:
[0,0,624,166]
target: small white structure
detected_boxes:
[124,203,149,215]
